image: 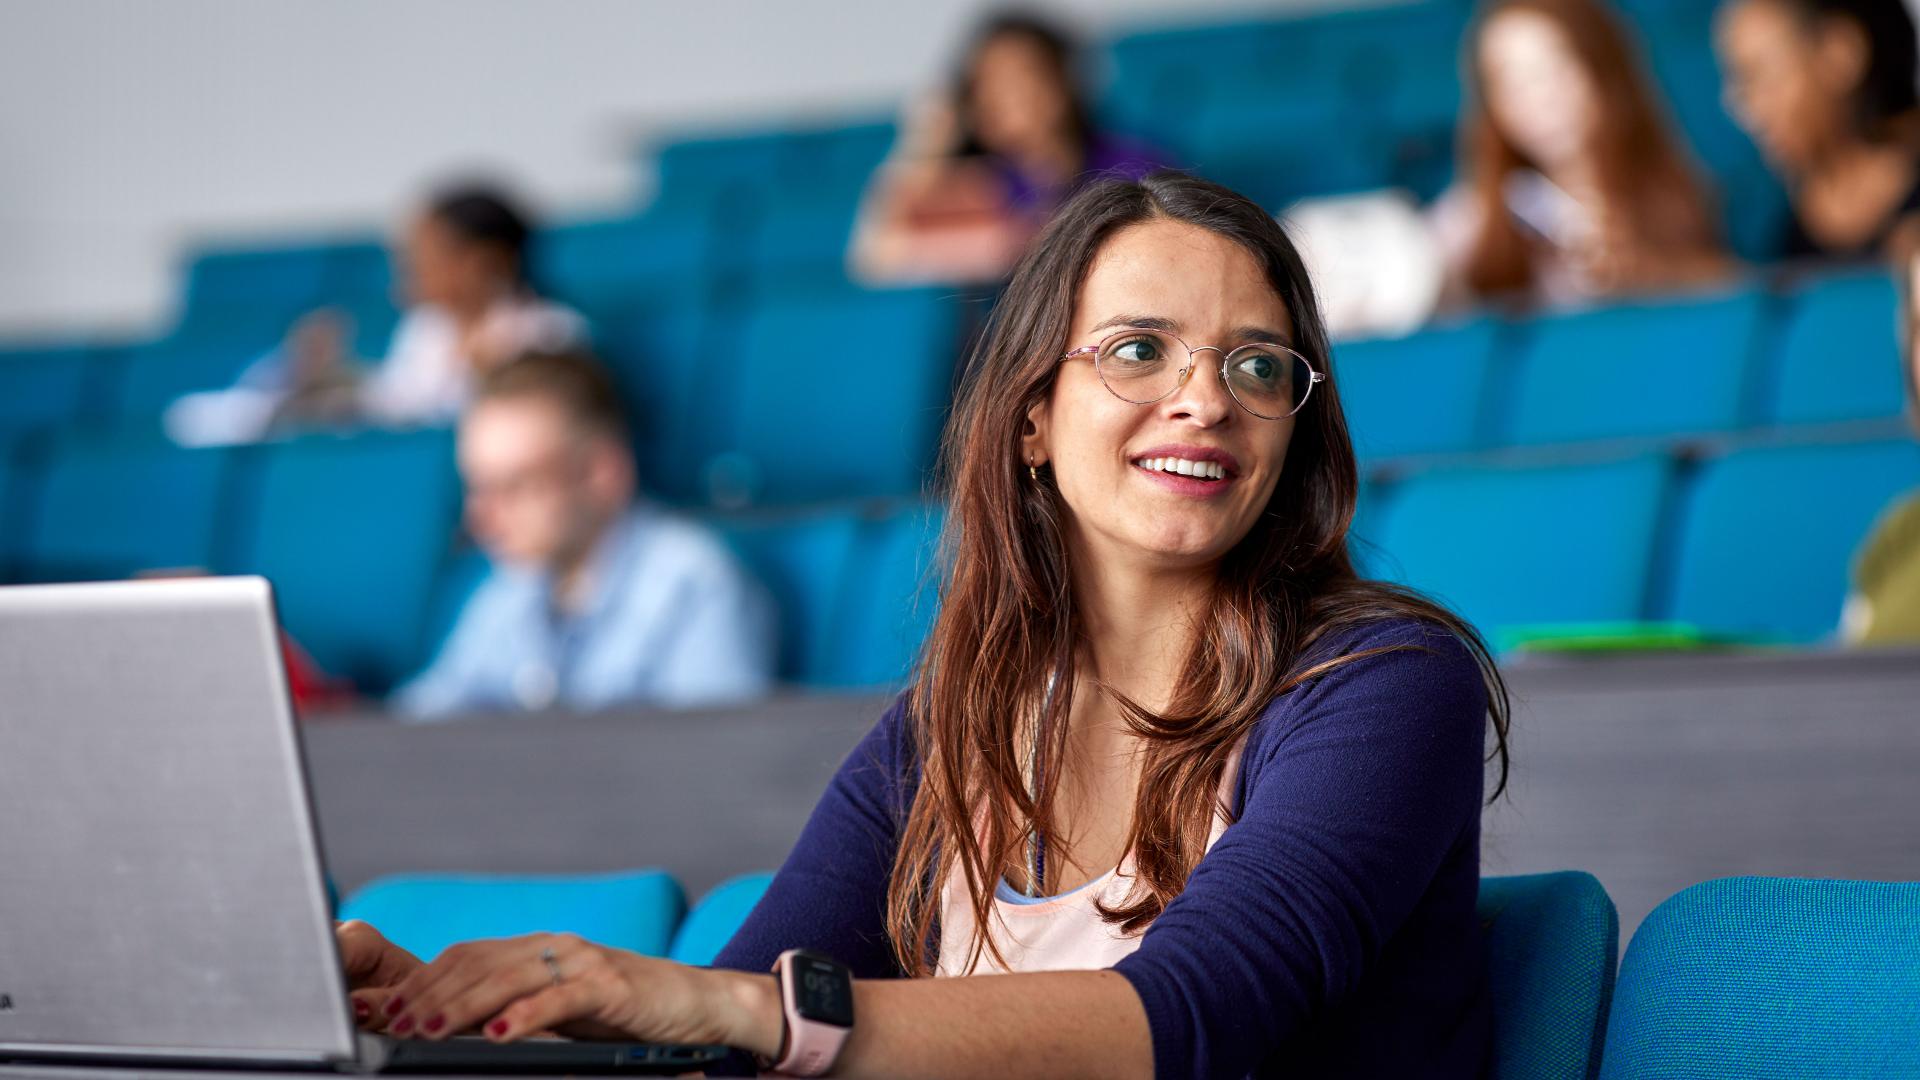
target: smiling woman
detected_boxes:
[338,173,1513,1079]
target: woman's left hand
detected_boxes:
[379,933,776,1053]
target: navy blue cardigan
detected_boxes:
[715,618,1493,1078]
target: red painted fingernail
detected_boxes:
[391,1015,415,1035]
[383,996,406,1017]
[353,999,370,1020]
[487,1019,510,1038]
[423,1015,445,1035]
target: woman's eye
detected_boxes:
[1109,338,1163,365]
[1235,352,1279,383]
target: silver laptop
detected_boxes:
[0,577,725,1074]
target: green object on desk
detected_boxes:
[1496,621,1779,655]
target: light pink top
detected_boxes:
[935,738,1247,975]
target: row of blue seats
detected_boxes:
[339,867,1920,1078]
[0,426,942,693]
[0,420,1905,701]
[0,267,1903,513]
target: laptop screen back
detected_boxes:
[0,577,355,1065]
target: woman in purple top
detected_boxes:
[340,171,1512,1078]
[850,13,1167,285]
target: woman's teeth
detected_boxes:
[1137,457,1226,480]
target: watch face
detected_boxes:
[791,953,854,1028]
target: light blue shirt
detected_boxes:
[392,506,776,719]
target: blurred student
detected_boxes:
[166,184,583,446]
[1716,0,1920,261]
[392,351,775,719]
[362,185,584,424]
[1431,0,1731,309]
[850,11,1165,285]
[1842,229,1920,644]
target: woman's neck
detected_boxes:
[1069,551,1214,717]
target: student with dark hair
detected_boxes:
[165,183,584,445]
[850,11,1167,285]
[391,350,774,719]
[362,184,585,424]
[1716,0,1920,260]
[341,173,1510,1078]
[1431,0,1731,309]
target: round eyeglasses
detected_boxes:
[1059,327,1325,419]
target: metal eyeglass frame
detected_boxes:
[1058,326,1327,419]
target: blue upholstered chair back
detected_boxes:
[338,870,686,964]
[669,873,776,967]
[1478,872,1619,1080]
[1598,877,1920,1079]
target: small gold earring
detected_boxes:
[1028,456,1039,482]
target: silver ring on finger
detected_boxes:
[541,946,564,987]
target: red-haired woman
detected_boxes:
[339,173,1512,1078]
[1433,0,1732,308]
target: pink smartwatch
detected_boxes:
[764,948,854,1077]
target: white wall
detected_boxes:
[0,0,1337,339]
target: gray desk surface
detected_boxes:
[301,646,1920,946]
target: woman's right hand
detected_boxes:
[336,919,425,1030]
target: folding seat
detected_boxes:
[1502,290,1766,446]
[669,872,776,966]
[340,870,685,963]
[1663,437,1920,642]
[17,433,230,583]
[532,207,720,314]
[1767,271,1907,426]
[715,509,862,685]
[1372,454,1673,644]
[718,285,960,505]
[1477,872,1619,1080]
[1598,877,1920,1079]
[0,342,100,436]
[222,429,461,692]
[1337,319,1499,461]
[827,503,945,689]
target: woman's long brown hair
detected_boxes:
[884,172,1512,976]
[1459,0,1720,299]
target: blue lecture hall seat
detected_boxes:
[533,209,720,315]
[177,242,336,324]
[826,503,945,689]
[1477,872,1619,1080]
[1767,271,1907,427]
[1662,438,1920,643]
[1338,319,1500,461]
[339,871,687,965]
[1372,454,1673,645]
[223,429,461,692]
[668,873,777,967]
[721,285,958,506]
[18,433,230,584]
[1501,290,1766,447]
[718,510,863,685]
[592,288,722,507]
[0,343,101,437]
[1597,877,1920,1079]
[0,449,19,580]
[113,325,287,419]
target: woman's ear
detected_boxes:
[1020,398,1051,467]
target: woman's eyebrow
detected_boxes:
[1088,314,1180,335]
[1234,325,1292,345]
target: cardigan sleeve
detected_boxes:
[712,696,916,979]
[1112,619,1491,1078]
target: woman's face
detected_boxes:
[969,33,1073,157]
[1716,0,1858,171]
[398,212,509,310]
[1478,9,1602,173]
[1027,218,1300,575]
